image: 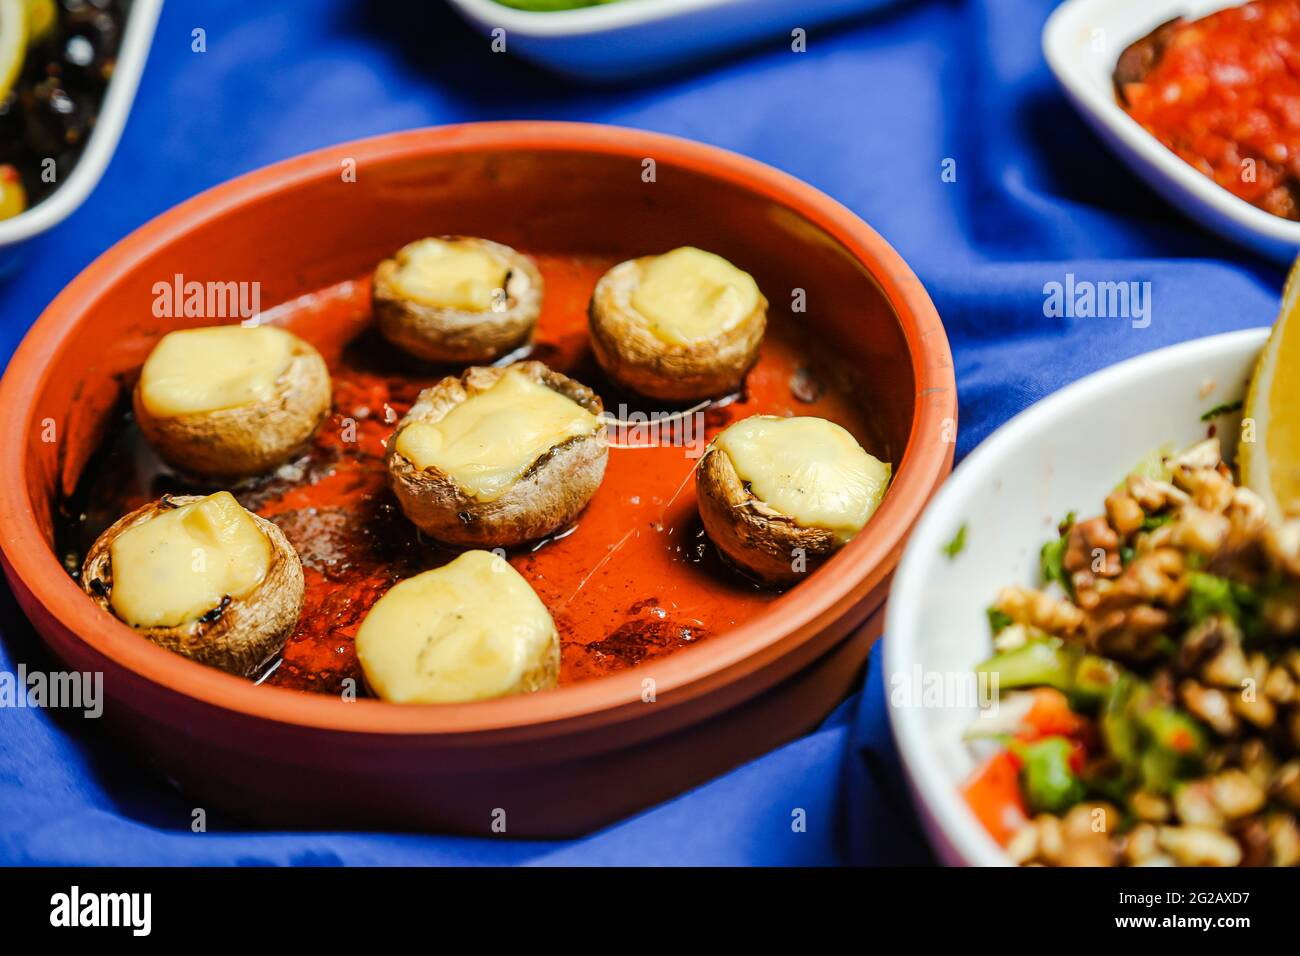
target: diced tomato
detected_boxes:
[962,750,1027,846]
[1168,726,1196,755]
[1065,737,1087,774]
[1016,687,1085,740]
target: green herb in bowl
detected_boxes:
[493,0,622,10]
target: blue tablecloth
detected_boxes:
[0,0,1284,866]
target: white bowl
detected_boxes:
[1043,0,1300,263]
[0,0,162,272]
[884,328,1268,866]
[444,0,892,81]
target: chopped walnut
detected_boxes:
[1087,604,1170,662]
[1064,516,1122,579]
[1127,474,1190,512]
[1210,769,1267,820]
[1105,491,1145,536]
[1179,680,1240,737]
[1171,505,1230,556]
[1126,548,1187,605]
[1274,761,1300,812]
[1157,825,1243,867]
[994,585,1084,637]
[1129,789,1172,823]
[1121,823,1162,865]
[1170,438,1222,473]
[1267,813,1300,867]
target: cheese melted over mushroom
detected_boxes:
[629,246,761,346]
[108,491,273,628]
[394,366,600,502]
[138,326,294,418]
[386,237,510,312]
[714,415,890,544]
[355,550,558,704]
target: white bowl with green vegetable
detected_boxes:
[884,328,1296,867]
[444,0,896,81]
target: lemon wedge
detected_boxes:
[1241,254,1300,519]
[0,0,27,104]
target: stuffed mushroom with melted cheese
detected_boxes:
[386,361,608,548]
[356,549,560,704]
[588,246,767,401]
[80,492,305,677]
[696,415,890,585]
[133,325,332,479]
[372,236,543,363]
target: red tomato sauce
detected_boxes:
[1118,0,1300,218]
[58,253,888,697]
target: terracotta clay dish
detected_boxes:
[0,122,954,835]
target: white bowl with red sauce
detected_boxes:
[1044,0,1300,262]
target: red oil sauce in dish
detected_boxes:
[58,254,889,696]
[1117,0,1300,219]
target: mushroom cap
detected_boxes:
[133,329,331,479]
[588,255,767,402]
[355,550,560,704]
[373,236,543,363]
[80,495,305,677]
[386,361,608,548]
[695,441,841,586]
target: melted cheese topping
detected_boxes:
[388,238,510,312]
[395,366,599,502]
[629,246,761,346]
[714,415,890,544]
[108,492,272,628]
[139,326,294,418]
[355,550,558,704]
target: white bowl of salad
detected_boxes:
[443,0,898,81]
[886,326,1300,867]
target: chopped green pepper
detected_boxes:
[1040,512,1076,596]
[1101,677,1141,769]
[1014,736,1085,814]
[1098,676,1206,794]
[493,0,617,9]
[1184,572,1239,625]
[943,523,968,559]
[1139,512,1175,532]
[1137,704,1206,760]
[1073,654,1122,703]
[1200,400,1243,422]
[986,606,1013,635]
[1139,746,1181,794]
[977,639,1077,693]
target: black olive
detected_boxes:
[21,79,92,157]
[61,9,121,89]
[4,0,126,210]
[0,95,24,165]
